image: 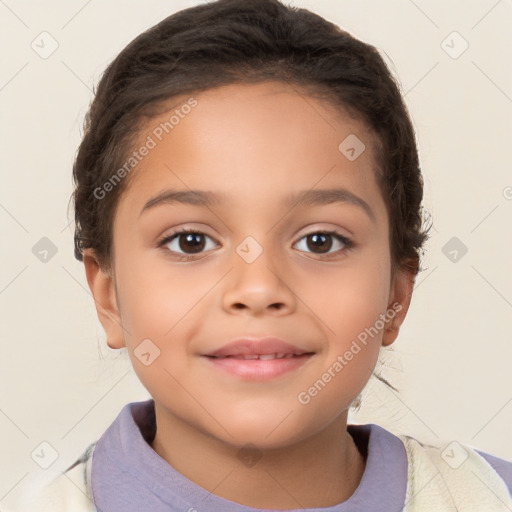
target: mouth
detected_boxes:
[201,337,316,380]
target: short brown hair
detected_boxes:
[72,0,431,278]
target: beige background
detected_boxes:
[1,0,511,507]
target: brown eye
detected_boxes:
[306,233,333,253]
[294,231,352,257]
[159,229,217,255]
[177,232,206,253]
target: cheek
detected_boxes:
[301,251,391,387]
[115,249,203,341]
[305,252,391,335]
[115,256,204,400]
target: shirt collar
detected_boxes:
[91,399,407,511]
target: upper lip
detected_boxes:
[203,337,315,357]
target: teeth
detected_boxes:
[210,353,310,360]
[227,353,300,360]
[258,354,276,360]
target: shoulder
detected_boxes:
[397,433,512,511]
[17,442,97,512]
[475,448,512,493]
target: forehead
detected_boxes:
[117,81,385,220]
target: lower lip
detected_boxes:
[201,354,314,381]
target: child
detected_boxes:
[20,0,512,510]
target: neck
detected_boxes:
[150,404,366,509]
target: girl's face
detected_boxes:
[85,81,414,449]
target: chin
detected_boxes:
[210,415,311,451]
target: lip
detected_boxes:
[201,337,315,381]
[203,337,313,357]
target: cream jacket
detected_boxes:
[14,435,512,511]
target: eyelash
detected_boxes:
[157,227,355,261]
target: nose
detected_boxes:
[221,240,297,317]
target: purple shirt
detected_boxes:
[89,399,512,511]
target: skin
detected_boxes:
[83,81,416,508]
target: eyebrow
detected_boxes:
[139,187,376,222]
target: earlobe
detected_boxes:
[82,249,126,349]
[381,264,416,347]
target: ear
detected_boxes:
[381,262,417,347]
[82,249,126,349]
